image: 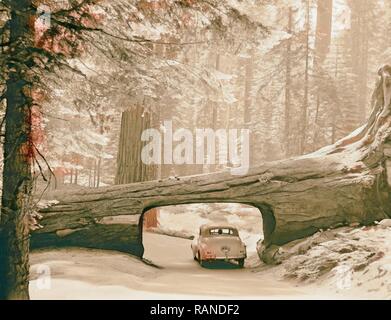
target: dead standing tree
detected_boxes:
[32,66,391,263]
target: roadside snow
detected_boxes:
[275,221,391,299]
[29,228,391,299]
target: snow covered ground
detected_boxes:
[29,233,309,300]
[30,221,391,299]
[275,220,391,299]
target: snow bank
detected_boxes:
[275,220,391,299]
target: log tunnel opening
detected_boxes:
[138,202,276,267]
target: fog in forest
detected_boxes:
[21,0,389,189]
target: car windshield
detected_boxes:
[208,228,237,236]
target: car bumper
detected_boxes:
[204,254,246,261]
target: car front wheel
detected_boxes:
[197,252,204,267]
[237,258,245,268]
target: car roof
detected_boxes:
[200,224,238,231]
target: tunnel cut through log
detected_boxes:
[138,203,271,257]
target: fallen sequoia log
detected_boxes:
[31,66,391,263]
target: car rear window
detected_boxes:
[209,228,237,236]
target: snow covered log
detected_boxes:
[32,66,391,264]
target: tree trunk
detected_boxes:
[0,0,33,300]
[32,66,391,264]
[93,160,97,187]
[213,53,220,130]
[243,50,255,166]
[300,0,311,154]
[313,0,333,149]
[243,54,253,127]
[349,0,370,124]
[114,105,158,229]
[88,165,92,187]
[115,106,155,184]
[314,0,333,64]
[96,158,101,187]
[331,41,339,144]
[284,7,293,157]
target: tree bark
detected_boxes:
[96,158,101,187]
[284,7,293,157]
[114,105,158,227]
[314,0,333,63]
[349,0,370,124]
[243,50,255,166]
[313,0,333,149]
[93,160,97,187]
[0,0,33,300]
[115,106,155,184]
[300,0,311,154]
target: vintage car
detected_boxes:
[191,224,247,267]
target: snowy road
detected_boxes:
[140,233,309,298]
[29,232,322,299]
